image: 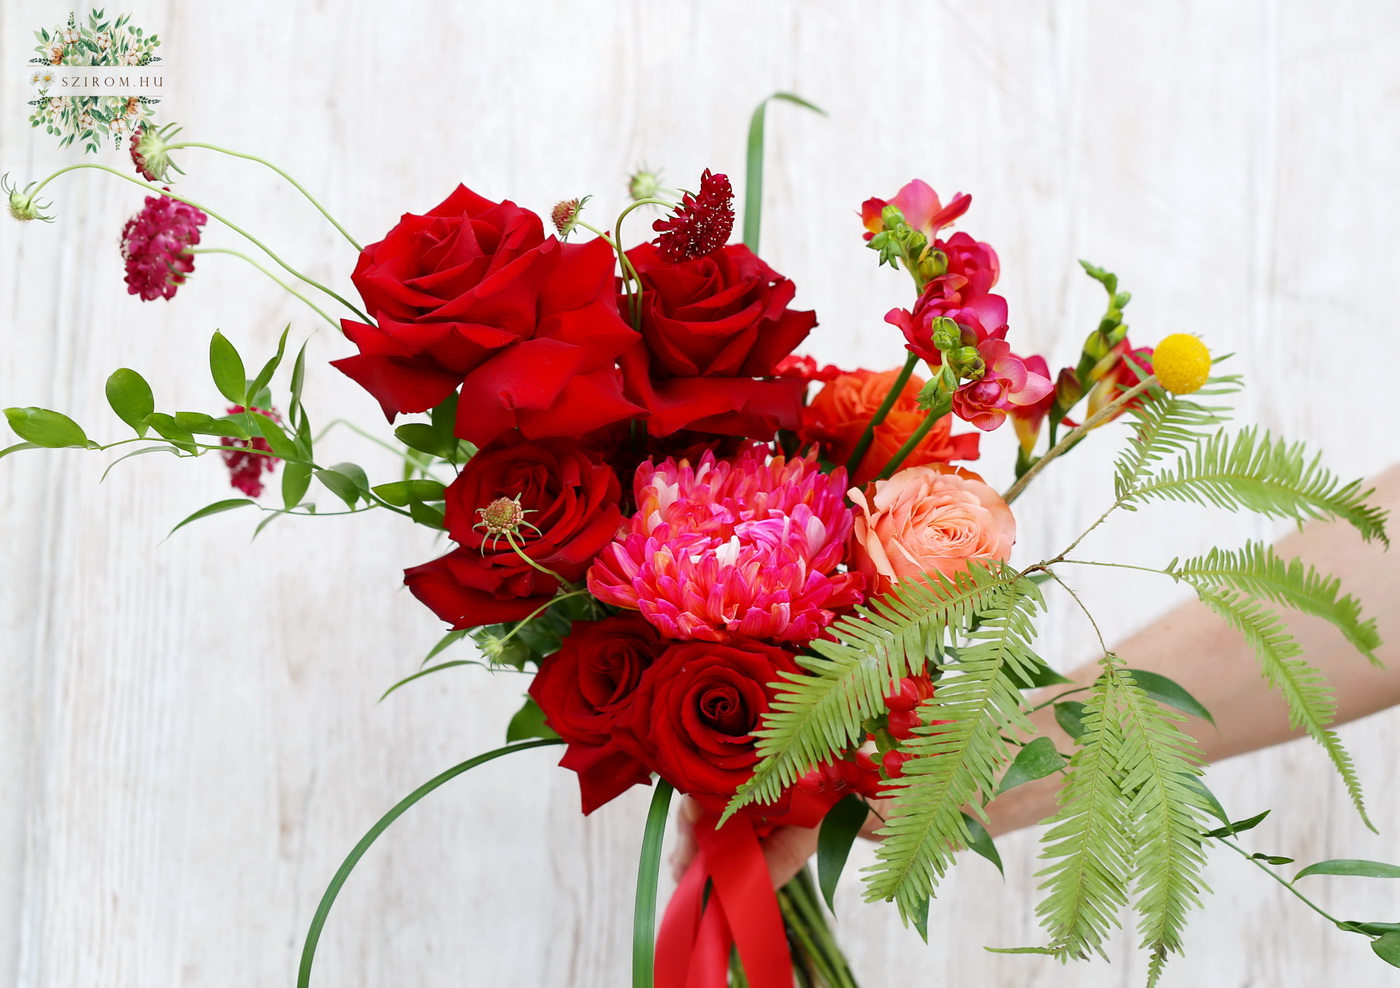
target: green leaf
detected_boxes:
[409,500,446,530]
[173,410,249,439]
[1130,427,1389,546]
[1295,859,1400,880]
[394,421,456,459]
[865,575,1046,920]
[4,407,90,448]
[632,781,675,988]
[1054,701,1089,740]
[0,442,39,460]
[1123,669,1215,726]
[1007,657,1074,688]
[297,739,562,988]
[1252,853,1294,865]
[250,412,299,461]
[742,92,825,253]
[1188,583,1373,830]
[288,340,309,427]
[816,794,868,911]
[1200,809,1270,839]
[1338,921,1400,937]
[1372,932,1400,968]
[379,660,485,702]
[1112,380,1238,497]
[997,736,1067,794]
[247,325,290,405]
[909,889,931,944]
[100,444,182,481]
[372,479,447,507]
[314,468,361,509]
[105,368,154,435]
[961,812,1003,877]
[209,330,247,405]
[1168,542,1382,665]
[422,628,469,667]
[505,696,559,742]
[168,498,255,536]
[251,512,281,542]
[730,562,1026,823]
[281,460,312,509]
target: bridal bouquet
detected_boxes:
[5,92,1397,986]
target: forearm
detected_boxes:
[983,463,1400,836]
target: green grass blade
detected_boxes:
[633,780,674,988]
[297,738,562,988]
[743,92,824,253]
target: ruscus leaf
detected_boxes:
[997,736,1067,794]
[4,407,90,448]
[105,367,154,435]
[168,498,255,536]
[1296,859,1400,881]
[209,330,247,405]
[816,794,868,911]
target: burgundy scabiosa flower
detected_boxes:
[221,405,280,497]
[120,191,207,301]
[587,444,864,644]
[651,169,734,261]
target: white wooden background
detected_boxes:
[3,2,1399,985]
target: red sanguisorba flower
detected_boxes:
[120,191,207,301]
[332,185,643,449]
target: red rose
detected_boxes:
[528,614,665,813]
[404,436,624,628]
[619,242,815,437]
[614,639,802,817]
[332,185,643,448]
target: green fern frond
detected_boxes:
[1169,542,1381,664]
[863,576,1045,920]
[1185,582,1374,830]
[1130,427,1389,545]
[1116,668,1211,974]
[1035,663,1132,960]
[724,563,1023,819]
[1112,377,1239,499]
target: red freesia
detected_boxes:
[619,242,815,437]
[950,339,1054,432]
[332,185,642,448]
[404,436,624,629]
[888,287,1009,366]
[528,614,665,814]
[861,179,971,242]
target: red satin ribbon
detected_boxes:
[656,814,793,988]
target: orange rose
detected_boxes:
[849,465,1015,594]
[800,368,979,485]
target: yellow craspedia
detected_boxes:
[1153,334,1211,394]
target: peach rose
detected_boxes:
[849,465,1015,593]
[800,368,980,485]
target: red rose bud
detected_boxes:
[652,169,734,262]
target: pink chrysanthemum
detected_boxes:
[220,405,280,497]
[588,445,863,643]
[652,169,734,262]
[120,191,207,301]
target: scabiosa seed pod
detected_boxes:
[550,195,590,238]
[627,168,664,202]
[119,191,208,301]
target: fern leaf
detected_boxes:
[1185,582,1374,830]
[1116,667,1211,973]
[1035,662,1132,960]
[724,563,1022,819]
[1113,379,1239,499]
[1130,427,1389,545]
[1169,542,1381,664]
[863,576,1045,920]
